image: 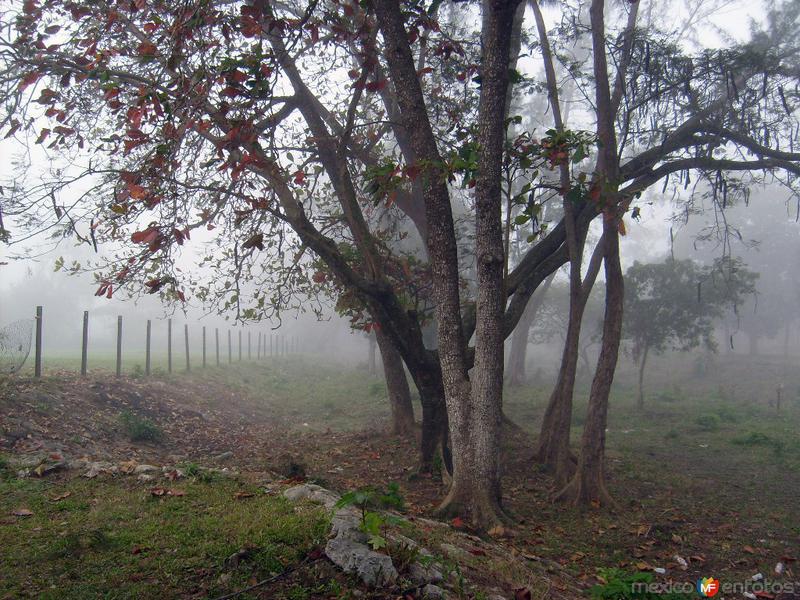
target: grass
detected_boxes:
[118,410,163,443]
[0,476,329,599]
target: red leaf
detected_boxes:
[128,184,148,199]
[293,170,305,184]
[137,41,157,57]
[131,227,158,245]
[18,71,41,92]
[451,517,465,528]
[35,128,51,144]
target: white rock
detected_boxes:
[421,584,446,599]
[134,464,159,474]
[324,536,398,587]
[283,483,341,510]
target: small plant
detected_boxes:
[732,431,786,457]
[335,483,405,550]
[119,410,163,443]
[369,381,385,398]
[664,428,680,440]
[131,363,144,378]
[590,568,692,599]
[180,462,219,483]
[386,540,420,573]
[695,414,720,432]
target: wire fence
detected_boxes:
[3,306,300,378]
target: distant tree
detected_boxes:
[624,257,757,406]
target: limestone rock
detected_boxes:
[324,535,398,588]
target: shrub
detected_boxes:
[695,414,721,432]
[732,431,786,456]
[118,410,163,443]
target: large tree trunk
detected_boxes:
[557,220,624,507]
[375,328,415,436]
[636,343,649,408]
[375,0,519,529]
[507,274,554,386]
[409,363,450,474]
[436,0,518,528]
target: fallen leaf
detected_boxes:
[488,525,507,538]
[234,491,254,500]
[49,492,71,502]
[467,547,487,556]
[744,545,757,554]
[451,517,465,528]
[12,508,33,517]
[514,587,532,600]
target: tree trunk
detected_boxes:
[375,328,415,436]
[375,0,518,529]
[507,274,554,386]
[557,220,623,507]
[368,333,377,375]
[636,343,649,408]
[416,372,450,474]
[537,306,583,487]
[434,0,519,528]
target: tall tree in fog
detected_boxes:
[528,0,800,504]
[624,257,757,407]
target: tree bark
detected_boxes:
[636,342,649,408]
[556,219,624,507]
[375,327,415,436]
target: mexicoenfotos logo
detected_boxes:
[697,577,721,597]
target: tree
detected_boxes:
[1,0,798,516]
[624,257,757,407]
[1,0,583,527]
[525,0,800,504]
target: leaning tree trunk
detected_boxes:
[537,288,586,487]
[557,219,624,507]
[636,343,649,408]
[375,328,416,436]
[507,274,554,386]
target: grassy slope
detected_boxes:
[0,469,328,599]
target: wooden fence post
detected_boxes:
[34,306,42,377]
[115,315,122,377]
[167,318,172,374]
[215,328,220,366]
[248,331,252,360]
[184,324,190,372]
[145,320,152,376]
[238,330,242,361]
[257,332,262,359]
[80,310,89,376]
[228,330,232,364]
[202,326,207,368]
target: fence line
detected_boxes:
[25,306,300,378]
